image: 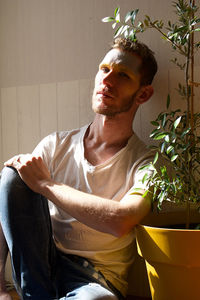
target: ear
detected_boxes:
[135,85,154,105]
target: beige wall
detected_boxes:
[0,0,172,88]
[0,0,188,169]
[1,0,200,297]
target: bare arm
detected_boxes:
[5,155,151,237]
[40,181,150,237]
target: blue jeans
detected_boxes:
[0,167,122,300]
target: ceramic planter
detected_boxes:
[136,224,200,300]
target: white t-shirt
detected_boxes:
[33,124,152,296]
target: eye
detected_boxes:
[119,72,130,79]
[100,66,110,73]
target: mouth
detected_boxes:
[96,90,114,99]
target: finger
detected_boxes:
[19,154,32,165]
[4,153,34,166]
[4,155,22,166]
[4,154,31,168]
[4,160,21,170]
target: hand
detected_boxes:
[0,291,13,300]
[4,154,52,194]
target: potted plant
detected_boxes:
[103,1,200,299]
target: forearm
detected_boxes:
[42,181,151,237]
[0,224,8,292]
[4,154,151,237]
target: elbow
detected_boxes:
[110,217,137,238]
[105,196,151,238]
[111,207,151,238]
[114,228,132,238]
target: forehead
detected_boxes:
[100,48,142,74]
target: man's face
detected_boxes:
[92,48,142,117]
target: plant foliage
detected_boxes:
[103,0,200,227]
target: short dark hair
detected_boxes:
[111,37,158,86]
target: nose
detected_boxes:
[102,71,115,86]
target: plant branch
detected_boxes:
[188,79,200,87]
[148,22,187,56]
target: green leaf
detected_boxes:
[137,21,143,29]
[194,28,200,31]
[114,25,124,38]
[154,133,168,140]
[173,116,182,129]
[121,25,130,35]
[125,11,132,23]
[165,135,170,142]
[160,165,167,176]
[115,12,120,22]
[129,29,137,41]
[149,129,158,138]
[161,113,167,127]
[181,127,191,137]
[142,190,149,198]
[144,19,149,27]
[142,173,149,184]
[166,145,174,154]
[139,164,152,171]
[131,9,139,25]
[158,190,165,206]
[124,29,130,38]
[145,15,150,21]
[151,121,160,127]
[114,7,120,17]
[161,142,166,153]
[171,154,178,162]
[149,145,158,151]
[102,17,115,23]
[112,22,117,29]
[153,152,159,164]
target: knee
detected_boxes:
[0,167,48,219]
[66,283,118,300]
[0,167,31,214]
[0,166,25,193]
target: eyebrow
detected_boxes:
[99,63,109,68]
[99,63,137,78]
[100,63,131,72]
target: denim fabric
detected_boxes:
[0,167,122,300]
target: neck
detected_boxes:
[83,104,138,165]
[86,111,136,147]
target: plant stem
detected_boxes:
[186,200,190,229]
[148,22,186,56]
[185,43,190,122]
[184,0,196,228]
[184,37,190,228]
[190,0,195,132]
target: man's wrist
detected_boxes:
[40,179,57,199]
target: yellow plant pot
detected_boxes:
[136,224,200,300]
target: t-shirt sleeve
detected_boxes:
[32,132,58,170]
[129,153,154,196]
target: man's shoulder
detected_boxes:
[128,133,149,154]
[46,124,89,145]
[126,134,154,168]
[33,125,89,156]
